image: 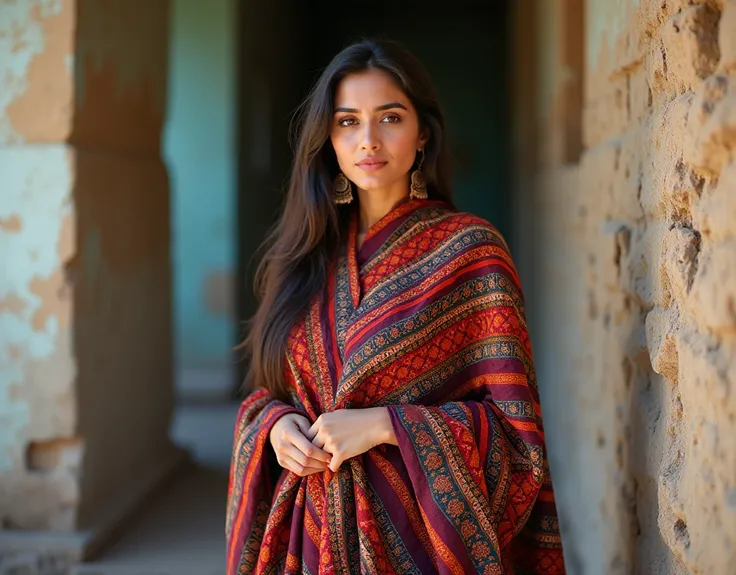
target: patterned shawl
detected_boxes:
[226,199,565,574]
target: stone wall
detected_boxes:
[531,0,736,573]
[0,0,181,553]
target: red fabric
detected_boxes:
[226,199,565,574]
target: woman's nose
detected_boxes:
[359,124,381,151]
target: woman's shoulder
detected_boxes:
[420,204,510,253]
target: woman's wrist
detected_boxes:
[371,407,398,447]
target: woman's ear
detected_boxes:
[418,128,430,149]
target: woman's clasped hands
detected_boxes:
[269,408,395,476]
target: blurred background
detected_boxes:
[2,0,735,574]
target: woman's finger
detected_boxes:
[301,418,323,442]
[283,444,327,470]
[279,454,325,477]
[292,415,311,434]
[305,421,318,441]
[287,426,331,462]
[328,454,343,473]
[310,430,327,450]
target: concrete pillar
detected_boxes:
[0,0,182,561]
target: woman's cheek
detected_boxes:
[389,130,418,157]
[331,138,350,169]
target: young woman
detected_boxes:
[226,39,565,574]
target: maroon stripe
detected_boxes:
[301,494,322,572]
[364,448,437,571]
[358,214,410,265]
[529,500,559,517]
[320,279,340,395]
[286,491,305,566]
[345,264,500,356]
[422,358,528,405]
[387,406,484,574]
[358,199,450,265]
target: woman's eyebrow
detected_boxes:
[334,102,409,114]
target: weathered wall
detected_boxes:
[1,0,81,532]
[0,0,178,536]
[530,0,736,573]
[73,0,178,532]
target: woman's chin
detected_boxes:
[352,177,404,194]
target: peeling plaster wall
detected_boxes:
[0,0,79,531]
[1,0,177,533]
[0,145,78,529]
[532,0,736,573]
[0,0,74,144]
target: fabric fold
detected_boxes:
[388,397,555,574]
[226,388,303,574]
[226,200,565,574]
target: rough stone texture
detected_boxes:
[533,0,736,573]
[0,0,178,542]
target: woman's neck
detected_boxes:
[356,181,411,234]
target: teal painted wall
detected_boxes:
[417,24,512,243]
[163,0,237,371]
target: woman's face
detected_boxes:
[330,68,427,197]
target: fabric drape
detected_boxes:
[226,199,565,574]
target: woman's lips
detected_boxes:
[356,160,388,172]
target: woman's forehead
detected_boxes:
[334,69,411,110]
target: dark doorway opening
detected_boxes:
[235,1,512,391]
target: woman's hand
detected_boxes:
[269,413,332,477]
[307,408,396,473]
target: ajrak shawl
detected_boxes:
[226,199,565,574]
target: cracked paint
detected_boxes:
[0,0,73,144]
[0,0,174,533]
[0,215,23,232]
[0,145,75,472]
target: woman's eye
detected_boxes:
[381,114,401,124]
[338,117,357,127]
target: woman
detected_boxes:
[227,39,565,574]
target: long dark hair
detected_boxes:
[241,38,453,400]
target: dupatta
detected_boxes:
[226,199,565,574]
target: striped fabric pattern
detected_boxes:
[226,199,565,574]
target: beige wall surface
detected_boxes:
[531,0,736,573]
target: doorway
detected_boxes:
[236,1,513,391]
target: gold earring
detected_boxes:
[334,172,353,204]
[410,149,428,200]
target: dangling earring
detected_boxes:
[410,149,428,200]
[334,172,353,204]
